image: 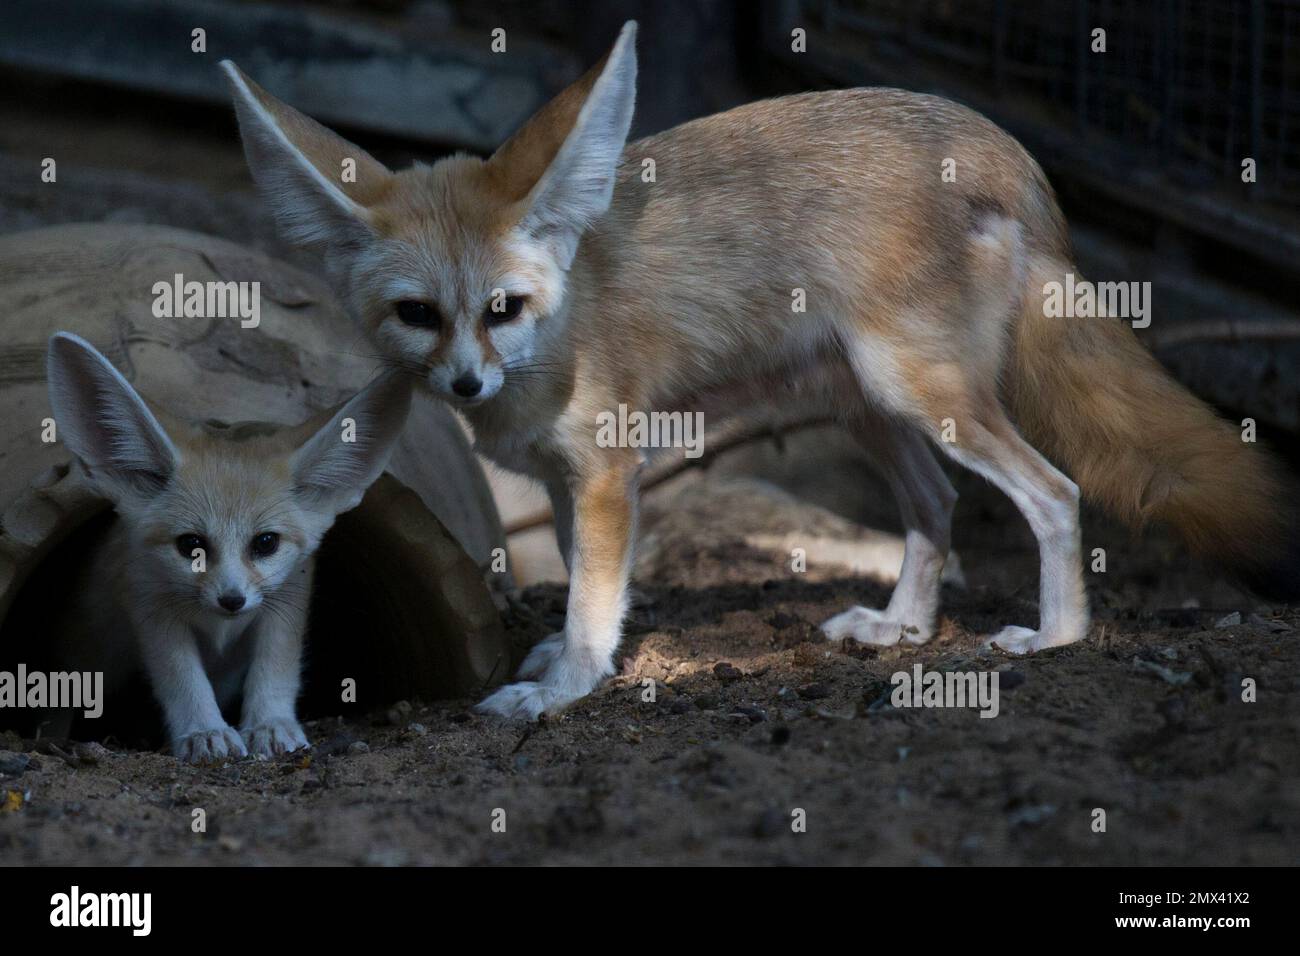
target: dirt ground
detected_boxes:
[2,456,1296,867]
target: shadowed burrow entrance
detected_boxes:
[0,470,508,750]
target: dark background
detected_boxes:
[1,0,1297,437]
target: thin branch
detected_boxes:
[1143,318,1300,350]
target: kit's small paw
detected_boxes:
[174,726,247,764]
[242,718,309,758]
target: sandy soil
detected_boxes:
[2,458,1296,867]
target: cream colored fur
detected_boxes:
[47,333,410,759]
[224,21,1294,719]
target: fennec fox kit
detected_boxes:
[47,333,410,760]
[222,23,1298,720]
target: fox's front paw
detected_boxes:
[515,633,565,679]
[478,665,608,717]
[479,645,612,721]
[241,718,309,758]
[173,726,247,764]
[821,606,929,646]
[985,626,1082,654]
[476,679,587,721]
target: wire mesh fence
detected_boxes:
[787,0,1298,207]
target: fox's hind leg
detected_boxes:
[837,212,1087,654]
[906,367,1088,653]
[821,416,956,646]
[844,338,1088,651]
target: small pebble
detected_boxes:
[797,682,831,700]
[315,733,358,757]
[72,742,109,764]
[1008,803,1057,827]
[713,662,743,682]
[384,700,413,725]
[0,752,31,776]
[730,704,767,724]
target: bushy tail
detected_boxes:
[1008,254,1300,601]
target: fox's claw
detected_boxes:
[174,726,247,764]
[241,718,309,758]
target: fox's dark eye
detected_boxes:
[396,300,439,329]
[176,533,206,558]
[484,295,526,326]
[250,532,280,558]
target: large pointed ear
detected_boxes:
[291,373,412,517]
[486,21,637,269]
[46,332,180,503]
[220,60,393,250]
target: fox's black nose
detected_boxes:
[218,592,246,613]
[451,374,482,398]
